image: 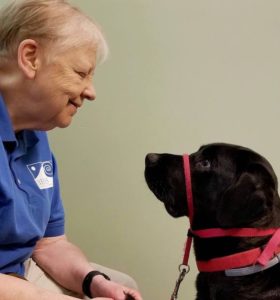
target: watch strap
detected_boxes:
[82,270,111,298]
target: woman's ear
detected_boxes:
[216,165,274,228]
[17,39,40,79]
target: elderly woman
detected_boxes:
[0,1,142,300]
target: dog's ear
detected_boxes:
[216,162,276,228]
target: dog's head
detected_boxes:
[145,143,280,229]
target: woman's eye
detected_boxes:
[196,160,211,169]
[75,71,87,78]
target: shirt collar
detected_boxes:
[22,130,39,149]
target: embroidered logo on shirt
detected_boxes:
[27,161,53,190]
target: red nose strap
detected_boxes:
[183,155,194,224]
[182,154,280,273]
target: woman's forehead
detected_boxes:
[54,45,97,67]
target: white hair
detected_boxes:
[0,0,109,64]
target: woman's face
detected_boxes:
[27,45,97,130]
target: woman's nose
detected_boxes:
[82,82,96,101]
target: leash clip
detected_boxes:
[170,264,190,300]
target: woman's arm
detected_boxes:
[32,235,93,296]
[32,235,142,300]
[0,273,95,300]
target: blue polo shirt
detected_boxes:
[0,95,65,276]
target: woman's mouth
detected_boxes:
[68,100,81,108]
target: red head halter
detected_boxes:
[182,154,280,273]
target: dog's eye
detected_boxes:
[196,160,211,170]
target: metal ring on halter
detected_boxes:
[179,264,190,273]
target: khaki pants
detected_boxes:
[24,259,138,299]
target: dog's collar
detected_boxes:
[182,154,280,276]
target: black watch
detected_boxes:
[82,270,111,298]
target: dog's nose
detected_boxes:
[145,153,160,166]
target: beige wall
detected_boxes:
[2,0,280,299]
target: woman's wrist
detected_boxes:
[82,270,110,298]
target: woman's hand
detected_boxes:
[91,276,143,300]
